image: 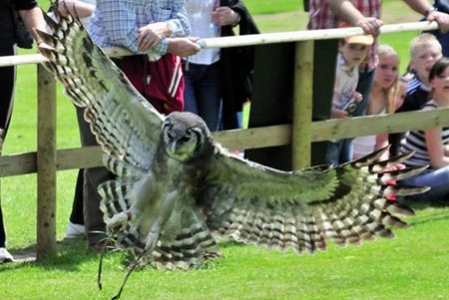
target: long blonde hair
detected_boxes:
[388,76,408,113]
[375,44,401,114]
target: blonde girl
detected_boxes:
[353,44,401,160]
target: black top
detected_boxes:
[0,0,38,48]
[395,88,431,113]
[219,0,260,129]
[0,0,38,10]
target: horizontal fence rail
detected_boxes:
[2,107,449,178]
[0,21,443,259]
[0,21,439,67]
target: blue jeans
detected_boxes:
[400,167,449,201]
[324,139,353,165]
[183,61,222,132]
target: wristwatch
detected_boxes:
[166,22,173,37]
[425,6,438,17]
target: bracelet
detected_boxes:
[425,6,438,17]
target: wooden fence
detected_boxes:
[0,21,447,260]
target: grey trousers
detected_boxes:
[76,107,114,246]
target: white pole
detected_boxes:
[198,21,438,48]
[0,46,132,67]
[0,21,438,67]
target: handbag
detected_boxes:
[10,2,34,49]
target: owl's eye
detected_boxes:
[179,131,192,143]
[163,122,173,132]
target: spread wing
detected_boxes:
[200,147,428,254]
[36,7,164,169]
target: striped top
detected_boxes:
[406,75,431,94]
[406,75,421,93]
[399,102,449,167]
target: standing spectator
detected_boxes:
[184,0,259,132]
[352,44,402,160]
[80,0,200,251]
[390,33,443,156]
[323,29,373,165]
[218,1,259,130]
[53,0,96,239]
[399,57,449,201]
[0,0,46,263]
[423,0,449,57]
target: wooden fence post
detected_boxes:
[292,40,314,169]
[36,64,57,260]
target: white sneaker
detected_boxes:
[65,222,86,239]
[0,247,14,263]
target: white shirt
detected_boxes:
[332,53,359,110]
[186,0,221,65]
[352,107,386,158]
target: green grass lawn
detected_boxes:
[1,1,448,299]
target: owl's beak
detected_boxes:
[169,140,178,154]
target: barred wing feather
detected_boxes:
[201,147,428,254]
[37,9,163,170]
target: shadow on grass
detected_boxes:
[218,238,247,249]
[1,237,233,273]
[0,237,123,273]
[405,199,449,226]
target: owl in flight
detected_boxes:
[36,9,428,271]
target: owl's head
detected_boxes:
[162,112,215,162]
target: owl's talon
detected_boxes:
[107,212,129,232]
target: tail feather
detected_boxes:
[384,185,430,197]
[151,223,221,270]
[379,165,429,183]
[372,198,414,216]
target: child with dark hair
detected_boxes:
[399,57,449,201]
